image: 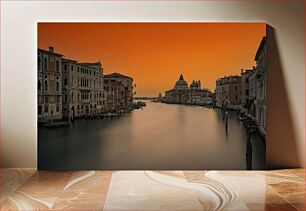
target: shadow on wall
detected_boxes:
[266,25,300,169]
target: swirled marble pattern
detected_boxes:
[183,171,247,210]
[52,171,112,210]
[0,169,35,204]
[104,171,203,210]
[0,169,304,210]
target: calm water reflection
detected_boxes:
[38,102,266,170]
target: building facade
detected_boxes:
[62,60,105,119]
[38,46,134,123]
[240,68,255,113]
[104,73,134,112]
[246,69,257,118]
[215,75,241,109]
[78,62,105,116]
[37,47,63,121]
[254,37,267,134]
[164,74,189,104]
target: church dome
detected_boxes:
[174,74,188,90]
[190,80,197,88]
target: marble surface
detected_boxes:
[0,169,304,210]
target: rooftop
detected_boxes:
[217,75,241,85]
[104,73,133,80]
[62,58,77,63]
[78,62,102,66]
[38,46,63,57]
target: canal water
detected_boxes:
[38,102,266,170]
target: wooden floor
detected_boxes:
[0,169,305,210]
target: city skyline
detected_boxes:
[38,22,266,96]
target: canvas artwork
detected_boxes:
[37,23,266,170]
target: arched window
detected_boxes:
[38,80,41,92]
[44,80,48,91]
[44,58,48,70]
[56,81,60,92]
[56,61,59,72]
[38,56,41,70]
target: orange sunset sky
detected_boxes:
[38,23,266,97]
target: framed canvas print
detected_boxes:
[37,22,266,170]
[2,1,306,210]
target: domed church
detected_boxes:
[190,80,201,90]
[164,74,213,105]
[174,74,189,90]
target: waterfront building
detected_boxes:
[164,89,189,104]
[254,37,267,135]
[189,80,201,104]
[37,47,135,122]
[174,74,189,90]
[240,68,255,113]
[164,74,189,104]
[78,62,105,115]
[246,68,257,118]
[164,74,213,105]
[211,92,217,105]
[215,75,241,109]
[103,78,124,112]
[242,37,266,136]
[37,47,63,121]
[189,81,213,105]
[61,59,104,119]
[104,73,134,111]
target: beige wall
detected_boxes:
[1,0,304,168]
